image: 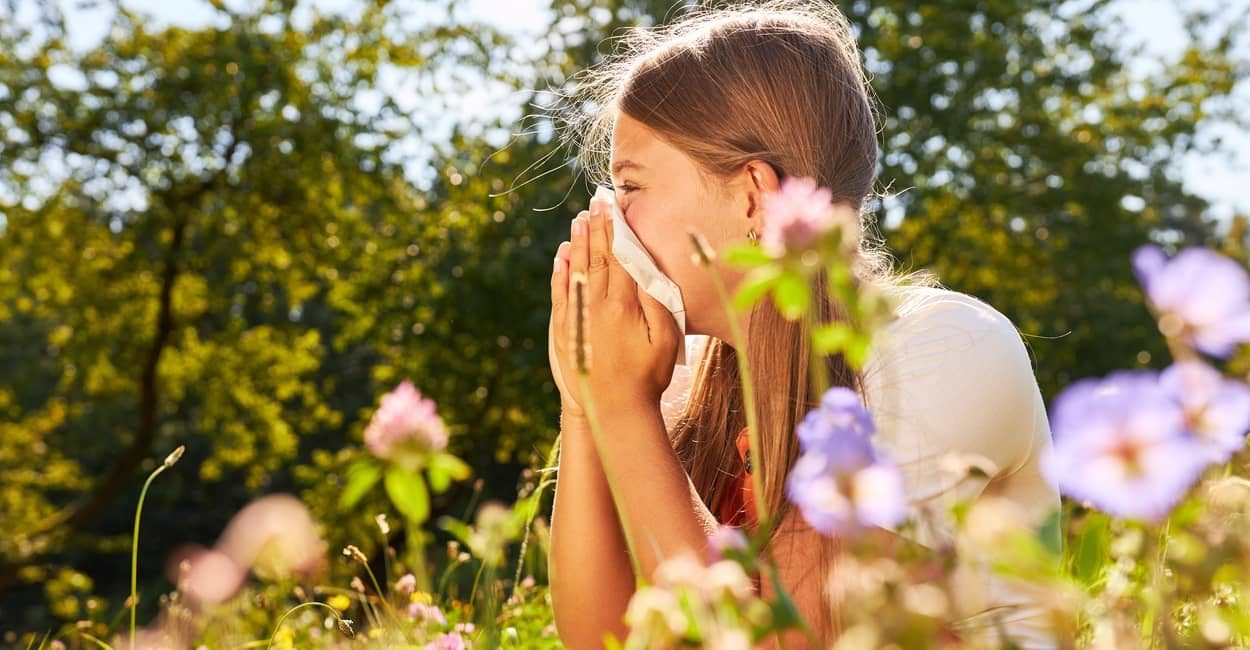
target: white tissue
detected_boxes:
[592,185,688,366]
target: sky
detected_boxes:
[12,0,1250,222]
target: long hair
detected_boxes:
[561,0,937,641]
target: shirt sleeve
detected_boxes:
[860,288,1047,546]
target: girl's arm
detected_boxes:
[588,399,721,582]
[548,408,637,649]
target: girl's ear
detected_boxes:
[744,159,780,220]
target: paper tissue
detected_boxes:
[592,185,688,366]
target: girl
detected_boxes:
[546,1,1060,647]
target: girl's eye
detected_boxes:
[613,183,639,195]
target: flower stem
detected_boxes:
[130,445,183,650]
[264,601,353,649]
[351,550,411,641]
[407,521,432,594]
[708,270,772,531]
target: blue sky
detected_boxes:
[17,0,1250,222]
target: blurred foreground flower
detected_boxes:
[216,493,327,580]
[167,493,324,609]
[1133,244,1250,358]
[759,176,857,259]
[1160,359,1250,463]
[623,552,764,649]
[787,387,906,536]
[364,379,449,458]
[1042,371,1210,522]
[167,546,247,607]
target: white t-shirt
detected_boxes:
[661,284,1062,648]
[862,284,1061,648]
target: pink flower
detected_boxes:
[407,601,447,625]
[394,573,417,595]
[168,545,248,607]
[214,494,327,580]
[705,525,748,561]
[425,632,466,650]
[364,380,449,459]
[759,177,854,258]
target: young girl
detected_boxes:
[546,1,1060,647]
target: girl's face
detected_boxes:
[610,112,763,340]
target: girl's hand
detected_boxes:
[549,243,583,418]
[550,198,681,418]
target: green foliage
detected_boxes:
[1,0,1247,640]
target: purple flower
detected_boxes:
[786,397,906,536]
[795,386,875,454]
[1160,360,1250,463]
[1133,245,1250,358]
[1042,370,1211,522]
[759,177,856,258]
[363,380,449,459]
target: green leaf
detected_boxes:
[427,452,471,493]
[811,323,853,355]
[732,266,782,311]
[1068,511,1110,586]
[384,465,430,523]
[338,459,382,511]
[436,514,475,550]
[771,272,810,320]
[766,565,806,631]
[722,243,774,268]
[1036,508,1063,558]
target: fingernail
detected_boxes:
[553,255,561,272]
[575,217,587,237]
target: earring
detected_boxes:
[746,228,759,242]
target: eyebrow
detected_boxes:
[611,160,646,175]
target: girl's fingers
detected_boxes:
[587,200,611,301]
[566,212,589,358]
[551,240,571,312]
[604,216,637,305]
[568,211,590,279]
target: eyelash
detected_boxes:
[612,183,639,194]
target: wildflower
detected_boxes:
[376,513,390,535]
[408,601,447,625]
[624,586,687,642]
[163,445,185,468]
[705,525,748,561]
[795,386,875,453]
[214,494,326,581]
[1041,370,1210,522]
[759,176,856,258]
[786,388,906,536]
[1133,245,1250,358]
[787,448,907,536]
[469,501,519,566]
[1160,359,1250,463]
[169,545,247,607]
[425,632,466,650]
[363,380,449,459]
[394,573,417,595]
[342,545,368,564]
[327,594,352,611]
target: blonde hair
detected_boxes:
[559,0,937,642]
